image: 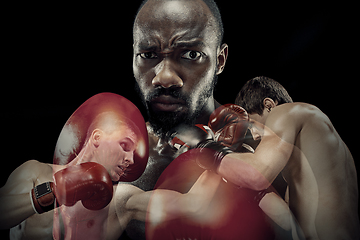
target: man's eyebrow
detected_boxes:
[136,43,158,52]
[136,39,206,51]
[173,39,206,49]
[123,137,136,148]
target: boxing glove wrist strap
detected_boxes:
[30,182,56,214]
[196,140,233,173]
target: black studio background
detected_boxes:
[1,2,358,239]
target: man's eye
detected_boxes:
[120,143,130,152]
[139,52,158,59]
[181,50,202,60]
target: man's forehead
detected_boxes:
[112,127,138,142]
[249,114,262,122]
[134,0,217,47]
[135,0,210,23]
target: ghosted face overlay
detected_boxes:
[133,0,227,137]
[92,127,138,182]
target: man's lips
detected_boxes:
[116,165,127,176]
[150,95,186,112]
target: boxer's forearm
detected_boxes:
[0,192,36,229]
[146,171,221,224]
[217,153,271,191]
[217,133,293,190]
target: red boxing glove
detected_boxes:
[31,162,113,214]
[168,124,214,151]
[208,104,249,151]
[167,124,232,172]
[53,162,113,210]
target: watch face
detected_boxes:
[34,182,52,199]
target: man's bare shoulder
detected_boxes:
[114,184,146,220]
[265,103,328,143]
[272,102,344,155]
[270,103,328,127]
[0,160,53,195]
[114,184,144,206]
[272,102,322,117]
[278,103,333,131]
[9,160,52,180]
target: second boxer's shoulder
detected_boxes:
[113,184,145,216]
[0,160,52,195]
[269,102,331,136]
[269,102,321,124]
[264,103,307,140]
[273,102,321,116]
[17,160,50,177]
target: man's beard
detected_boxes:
[135,75,217,138]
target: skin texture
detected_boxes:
[217,100,359,239]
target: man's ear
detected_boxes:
[263,98,277,112]
[216,43,228,75]
[91,129,102,148]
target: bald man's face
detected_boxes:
[133,0,227,136]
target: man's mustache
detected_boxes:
[146,87,188,104]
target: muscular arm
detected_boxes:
[0,160,49,229]
[217,107,298,190]
[259,192,305,240]
[116,171,222,224]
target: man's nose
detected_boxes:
[124,151,135,166]
[152,59,183,88]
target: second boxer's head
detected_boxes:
[235,76,293,141]
[133,0,228,137]
[83,112,140,182]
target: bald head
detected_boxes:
[132,0,228,137]
[134,0,224,47]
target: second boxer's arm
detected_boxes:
[217,113,296,190]
[259,192,305,240]
[147,171,222,224]
[123,171,222,223]
[0,160,46,229]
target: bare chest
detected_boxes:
[59,202,109,240]
[10,211,55,240]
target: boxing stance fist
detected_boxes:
[30,162,113,214]
[208,104,249,151]
[168,124,232,172]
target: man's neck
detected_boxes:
[68,144,93,166]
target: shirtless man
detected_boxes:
[0,93,149,240]
[126,0,228,237]
[198,76,359,239]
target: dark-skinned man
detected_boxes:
[126,0,228,238]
